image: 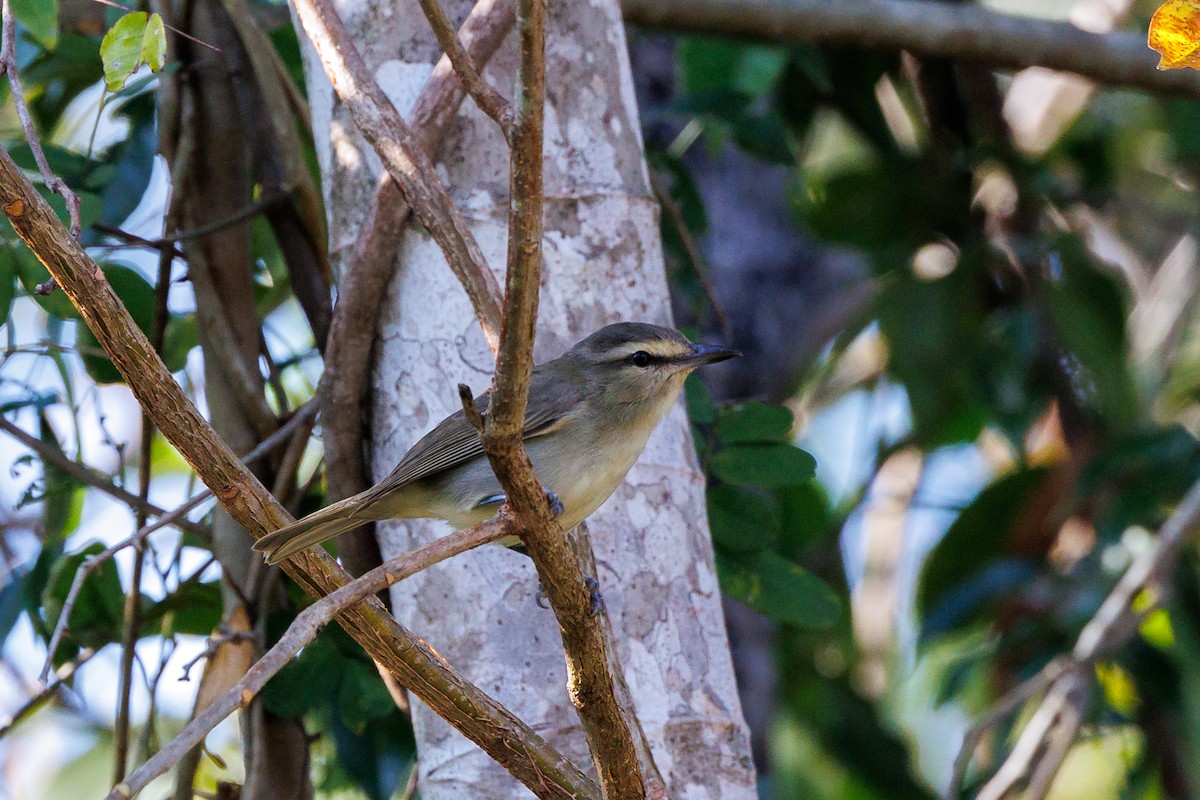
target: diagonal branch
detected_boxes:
[108,513,520,800]
[414,0,515,136]
[475,1,657,797]
[290,0,504,347]
[0,145,598,800]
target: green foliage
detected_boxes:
[11,0,58,50]
[41,542,124,664]
[99,12,167,92]
[264,620,414,799]
[688,380,841,629]
[917,467,1049,621]
[717,549,840,628]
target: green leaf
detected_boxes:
[917,467,1050,616]
[1039,235,1137,432]
[716,549,839,628]
[15,247,78,319]
[677,38,787,98]
[712,443,816,487]
[262,637,342,718]
[162,313,198,373]
[338,660,397,734]
[714,401,794,444]
[144,579,222,637]
[78,263,156,384]
[0,247,16,326]
[100,12,167,92]
[12,0,58,50]
[707,485,779,553]
[685,374,716,425]
[37,412,84,542]
[42,542,125,663]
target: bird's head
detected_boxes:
[563,322,739,416]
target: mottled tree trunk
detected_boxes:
[297,1,755,796]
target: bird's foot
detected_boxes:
[545,489,564,519]
[534,575,603,615]
[585,575,604,616]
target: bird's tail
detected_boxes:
[254,494,374,565]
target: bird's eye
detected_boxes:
[629,351,652,368]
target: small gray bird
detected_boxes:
[254,322,738,564]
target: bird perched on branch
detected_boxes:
[254,322,738,564]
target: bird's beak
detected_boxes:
[678,342,740,368]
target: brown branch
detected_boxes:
[290,0,504,347]
[477,0,652,797]
[621,0,1200,100]
[414,0,515,135]
[320,0,513,577]
[109,514,523,800]
[0,416,208,538]
[953,477,1200,799]
[0,146,597,800]
[0,0,81,241]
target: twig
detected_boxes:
[108,514,523,800]
[0,0,81,241]
[88,0,221,53]
[414,0,515,135]
[93,193,288,249]
[947,658,1074,799]
[477,0,654,796]
[0,648,96,738]
[620,0,1200,100]
[319,0,513,577]
[177,628,256,682]
[0,416,208,537]
[290,0,504,348]
[0,148,599,800]
[648,171,733,345]
[953,478,1200,799]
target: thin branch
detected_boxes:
[93,192,288,249]
[648,170,733,345]
[0,416,208,537]
[947,658,1075,799]
[109,514,521,800]
[621,0,1200,99]
[414,0,515,135]
[290,0,504,347]
[0,648,96,738]
[1,0,81,242]
[0,147,598,800]
[88,0,221,53]
[477,0,656,796]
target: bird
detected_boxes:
[254,322,739,564]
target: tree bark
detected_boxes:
[162,1,313,796]
[296,1,756,796]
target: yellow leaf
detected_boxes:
[1149,0,1200,70]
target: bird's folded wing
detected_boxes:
[365,368,582,499]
